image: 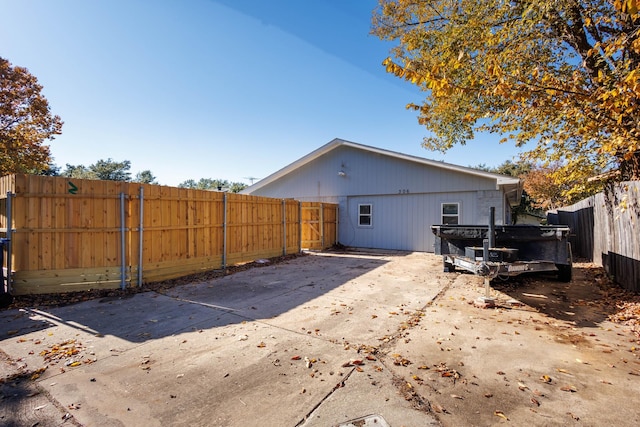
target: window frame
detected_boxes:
[358,203,373,227]
[441,202,460,225]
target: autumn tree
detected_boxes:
[524,161,605,209]
[372,0,640,196]
[0,57,63,176]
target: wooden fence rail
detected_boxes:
[548,181,640,293]
[0,174,338,295]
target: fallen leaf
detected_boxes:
[484,393,494,398]
[518,382,528,391]
[531,397,540,406]
[257,342,266,348]
[451,394,464,400]
[560,385,578,392]
[541,375,552,383]
[432,403,447,413]
[494,410,509,420]
[291,355,301,360]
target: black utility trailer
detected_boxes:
[431,220,572,282]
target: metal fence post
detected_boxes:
[138,186,144,287]
[222,193,228,269]
[4,192,14,294]
[120,192,126,290]
[298,202,302,253]
[320,203,324,249]
[282,199,287,256]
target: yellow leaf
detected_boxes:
[494,410,509,420]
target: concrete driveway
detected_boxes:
[1,251,443,427]
[2,250,640,427]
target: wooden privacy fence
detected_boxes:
[548,181,640,293]
[0,174,338,295]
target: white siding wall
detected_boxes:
[248,145,510,252]
[250,145,499,199]
[340,192,485,252]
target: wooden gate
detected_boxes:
[301,202,337,250]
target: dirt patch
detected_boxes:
[493,262,640,336]
[383,262,640,426]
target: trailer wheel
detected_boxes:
[444,261,456,273]
[556,264,572,282]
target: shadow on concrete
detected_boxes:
[489,264,614,328]
[0,252,390,343]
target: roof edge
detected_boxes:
[242,138,521,193]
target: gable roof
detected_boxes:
[244,138,522,204]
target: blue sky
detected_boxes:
[2,0,524,186]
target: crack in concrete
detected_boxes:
[294,366,356,427]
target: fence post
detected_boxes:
[138,186,144,287]
[222,193,228,269]
[320,203,324,249]
[282,199,287,256]
[335,204,339,247]
[120,192,126,290]
[298,202,302,253]
[4,192,13,294]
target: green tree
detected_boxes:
[62,163,94,179]
[228,182,248,193]
[372,0,640,192]
[0,57,63,176]
[178,178,247,193]
[91,158,131,181]
[178,178,228,190]
[133,170,157,184]
[62,158,133,181]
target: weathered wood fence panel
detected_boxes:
[0,174,338,295]
[548,181,640,292]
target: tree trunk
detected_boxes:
[620,151,640,181]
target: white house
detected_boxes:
[242,139,522,252]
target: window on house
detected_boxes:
[441,203,459,225]
[358,204,372,226]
